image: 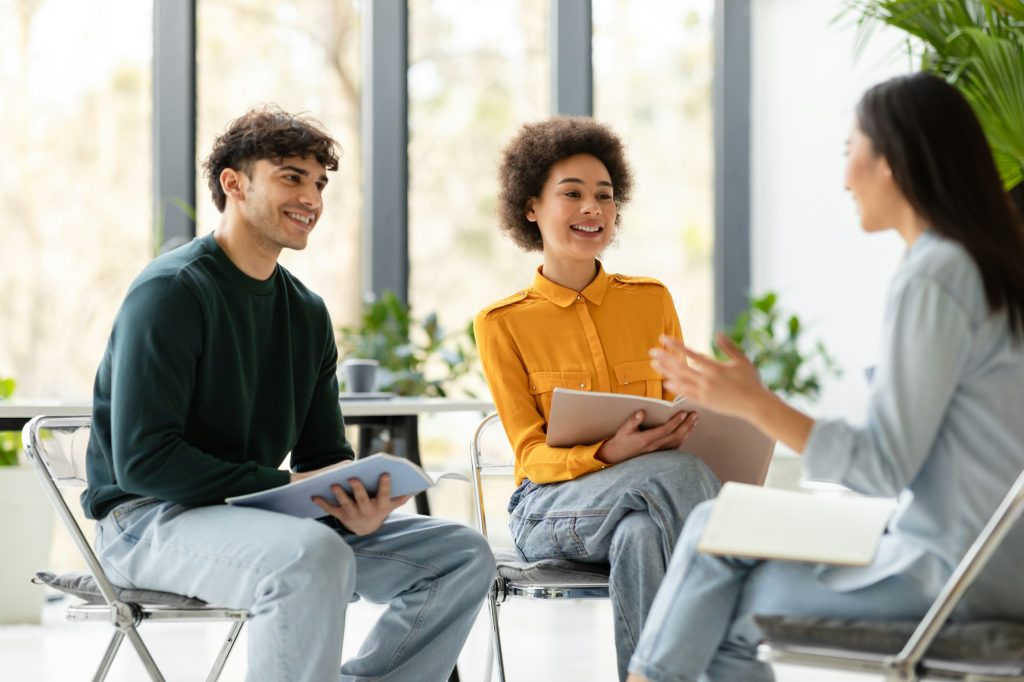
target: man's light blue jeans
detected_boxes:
[628,501,935,682]
[508,451,721,681]
[94,497,495,682]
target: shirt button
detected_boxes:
[576,295,581,300]
[579,383,585,388]
[624,381,629,385]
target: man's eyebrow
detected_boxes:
[556,177,613,187]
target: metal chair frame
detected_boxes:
[757,467,1024,682]
[23,415,250,682]
[470,413,611,682]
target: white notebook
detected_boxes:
[698,482,898,566]
[546,388,775,486]
[226,453,460,518]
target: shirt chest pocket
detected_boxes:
[528,371,592,416]
[613,360,663,398]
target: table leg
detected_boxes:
[393,416,431,516]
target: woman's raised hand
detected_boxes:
[650,333,770,421]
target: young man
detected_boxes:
[82,107,494,681]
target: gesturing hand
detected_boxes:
[650,332,770,421]
[596,409,699,465]
[311,474,412,536]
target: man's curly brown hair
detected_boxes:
[497,116,633,252]
[202,105,341,213]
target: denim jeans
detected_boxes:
[628,501,936,682]
[95,497,495,682]
[508,451,720,681]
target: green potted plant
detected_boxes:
[718,292,842,403]
[0,377,56,624]
[845,0,1024,212]
[718,293,843,490]
[336,291,480,398]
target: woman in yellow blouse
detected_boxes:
[474,117,720,680]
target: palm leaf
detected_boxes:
[844,0,1024,191]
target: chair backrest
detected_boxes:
[893,466,1024,670]
[21,415,125,605]
[22,415,92,487]
[470,413,517,539]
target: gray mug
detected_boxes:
[341,359,379,393]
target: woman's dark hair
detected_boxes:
[497,116,634,251]
[857,72,1024,341]
[203,105,341,212]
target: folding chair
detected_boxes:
[756,467,1024,681]
[23,415,250,682]
[470,413,611,682]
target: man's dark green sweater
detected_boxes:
[83,233,354,520]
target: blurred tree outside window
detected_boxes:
[407,0,549,402]
[594,0,715,353]
[0,0,152,398]
[197,0,364,332]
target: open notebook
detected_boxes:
[226,453,463,519]
[546,388,775,486]
[698,482,898,566]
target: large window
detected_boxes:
[0,0,152,398]
[593,0,715,351]
[197,0,363,330]
[408,0,549,368]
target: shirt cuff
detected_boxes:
[801,418,854,484]
[566,442,607,478]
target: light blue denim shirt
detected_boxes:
[803,230,1024,616]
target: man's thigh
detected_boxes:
[96,499,351,609]
[338,513,490,604]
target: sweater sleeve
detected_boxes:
[475,311,606,484]
[291,307,356,472]
[108,277,289,505]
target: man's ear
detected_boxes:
[220,168,246,203]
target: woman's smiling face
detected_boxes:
[528,153,618,263]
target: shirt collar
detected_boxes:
[531,261,610,308]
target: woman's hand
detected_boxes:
[312,474,412,536]
[650,333,771,421]
[650,332,816,452]
[596,409,699,465]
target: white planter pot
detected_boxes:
[0,466,55,624]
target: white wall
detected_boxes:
[750,0,912,421]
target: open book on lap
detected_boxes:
[226,453,455,518]
[698,482,898,566]
[546,388,775,486]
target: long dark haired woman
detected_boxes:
[626,72,1024,682]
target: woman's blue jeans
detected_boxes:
[509,451,721,680]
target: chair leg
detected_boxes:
[123,625,167,682]
[487,579,508,682]
[92,630,125,682]
[205,620,246,682]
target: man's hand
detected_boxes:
[595,409,699,466]
[311,474,411,536]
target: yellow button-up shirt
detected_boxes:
[474,263,684,485]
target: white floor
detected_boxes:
[0,596,876,681]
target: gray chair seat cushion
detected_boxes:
[493,547,610,586]
[34,570,207,608]
[755,615,1024,662]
